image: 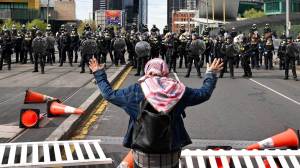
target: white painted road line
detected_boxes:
[173,72,180,82]
[249,78,300,106]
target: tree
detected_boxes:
[78,20,96,35]
[243,8,265,19]
[1,19,21,30]
[26,19,47,31]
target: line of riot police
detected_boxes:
[1,23,299,80]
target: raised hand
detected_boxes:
[206,58,224,73]
[89,56,105,73]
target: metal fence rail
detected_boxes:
[0,140,112,167]
[180,149,300,168]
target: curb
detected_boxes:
[45,64,130,141]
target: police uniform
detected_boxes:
[70,30,80,63]
[0,30,13,70]
[284,37,298,81]
[185,35,205,78]
[59,31,72,67]
[32,31,47,74]
[80,31,97,73]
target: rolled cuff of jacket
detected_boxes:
[205,68,217,75]
[93,69,105,75]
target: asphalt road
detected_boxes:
[0,56,118,143]
[85,64,300,167]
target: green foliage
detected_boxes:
[2,19,21,30]
[78,20,96,35]
[243,8,265,19]
[26,19,47,31]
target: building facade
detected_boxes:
[172,10,197,33]
[138,0,148,29]
[0,0,43,22]
[198,0,240,20]
[186,0,197,10]
[264,0,300,15]
[167,0,187,29]
[54,0,76,21]
[238,0,263,17]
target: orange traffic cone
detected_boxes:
[19,109,44,128]
[47,100,84,117]
[247,128,299,150]
[24,89,60,104]
[117,150,134,168]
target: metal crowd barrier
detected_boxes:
[0,140,112,167]
[180,149,300,168]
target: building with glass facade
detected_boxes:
[264,0,300,15]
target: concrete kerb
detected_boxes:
[45,64,129,141]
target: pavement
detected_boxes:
[79,64,300,167]
[0,54,126,144]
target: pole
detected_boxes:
[212,0,215,22]
[223,0,226,24]
[205,0,208,25]
[286,0,290,37]
[46,0,49,25]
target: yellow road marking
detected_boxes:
[58,66,132,165]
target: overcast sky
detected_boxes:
[76,0,167,31]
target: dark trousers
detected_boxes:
[136,57,147,75]
[15,48,21,63]
[108,49,114,63]
[60,47,73,66]
[73,48,78,63]
[80,54,92,73]
[114,50,125,65]
[220,58,234,78]
[0,51,11,70]
[285,57,297,78]
[47,49,55,64]
[29,48,34,63]
[34,53,45,73]
[242,57,252,77]
[179,52,187,68]
[251,51,259,68]
[235,55,240,68]
[264,51,273,70]
[168,55,177,72]
[186,56,201,77]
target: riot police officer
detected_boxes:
[59,29,72,67]
[0,29,13,70]
[149,31,160,59]
[263,37,274,70]
[151,24,159,33]
[32,30,46,74]
[219,36,238,79]
[80,31,97,73]
[135,34,150,76]
[14,30,23,64]
[185,33,206,78]
[96,31,108,65]
[126,31,138,67]
[70,28,80,63]
[178,32,189,68]
[113,33,126,66]
[45,31,56,65]
[284,36,298,81]
[240,36,252,77]
[164,33,177,72]
[22,31,32,64]
[278,37,287,70]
